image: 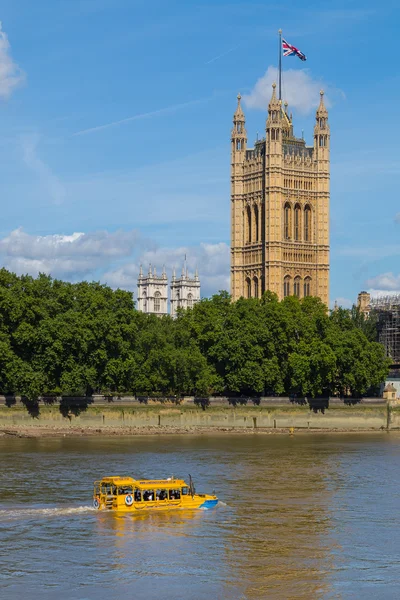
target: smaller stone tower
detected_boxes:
[357,291,371,316]
[170,263,201,318]
[137,265,168,316]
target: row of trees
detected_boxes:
[0,269,390,400]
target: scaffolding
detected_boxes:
[370,294,400,365]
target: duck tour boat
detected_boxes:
[93,475,218,512]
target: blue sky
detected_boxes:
[0,0,399,306]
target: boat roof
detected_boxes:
[96,476,188,488]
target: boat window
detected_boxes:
[143,489,155,501]
[182,487,189,496]
[102,483,115,495]
[134,489,142,502]
[118,486,133,495]
[156,489,168,501]
[169,489,181,500]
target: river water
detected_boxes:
[0,433,399,599]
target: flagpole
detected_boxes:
[278,28,282,101]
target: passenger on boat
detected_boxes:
[134,490,141,502]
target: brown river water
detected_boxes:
[0,433,399,599]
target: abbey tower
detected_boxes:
[230,85,330,305]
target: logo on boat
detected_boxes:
[93,498,100,509]
[125,494,134,507]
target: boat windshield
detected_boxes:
[117,486,133,495]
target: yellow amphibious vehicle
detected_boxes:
[93,475,218,512]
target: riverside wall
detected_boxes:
[0,395,399,431]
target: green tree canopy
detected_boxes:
[0,269,390,400]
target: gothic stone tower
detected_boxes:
[137,265,168,315]
[170,264,201,318]
[230,86,330,305]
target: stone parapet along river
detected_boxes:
[1,396,399,434]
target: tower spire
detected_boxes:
[234,93,244,119]
[232,93,247,154]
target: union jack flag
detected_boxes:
[282,38,307,61]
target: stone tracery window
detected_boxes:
[294,204,301,241]
[246,206,252,243]
[253,276,259,298]
[294,276,301,298]
[187,293,193,308]
[304,277,311,297]
[304,205,311,242]
[246,277,251,298]
[154,291,161,313]
[254,205,259,242]
[284,276,291,298]
[284,203,292,240]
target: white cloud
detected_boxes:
[21,134,66,205]
[366,272,400,292]
[331,297,353,309]
[0,227,140,278]
[0,22,25,98]
[103,242,230,296]
[243,65,338,115]
[0,228,229,297]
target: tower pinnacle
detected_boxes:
[316,90,328,117]
[234,93,244,119]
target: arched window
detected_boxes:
[247,206,252,243]
[294,204,301,241]
[304,277,311,297]
[304,205,311,242]
[294,277,301,298]
[154,291,161,313]
[284,203,292,240]
[246,277,251,298]
[237,122,242,133]
[284,276,291,298]
[236,139,242,151]
[187,293,193,308]
[253,277,259,298]
[254,205,259,242]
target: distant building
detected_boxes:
[136,263,201,317]
[170,264,201,318]
[357,291,371,316]
[357,291,400,366]
[136,265,168,316]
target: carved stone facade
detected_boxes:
[170,265,201,318]
[136,266,168,316]
[230,85,330,305]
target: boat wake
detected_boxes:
[0,505,95,521]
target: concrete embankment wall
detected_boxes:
[0,396,398,431]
